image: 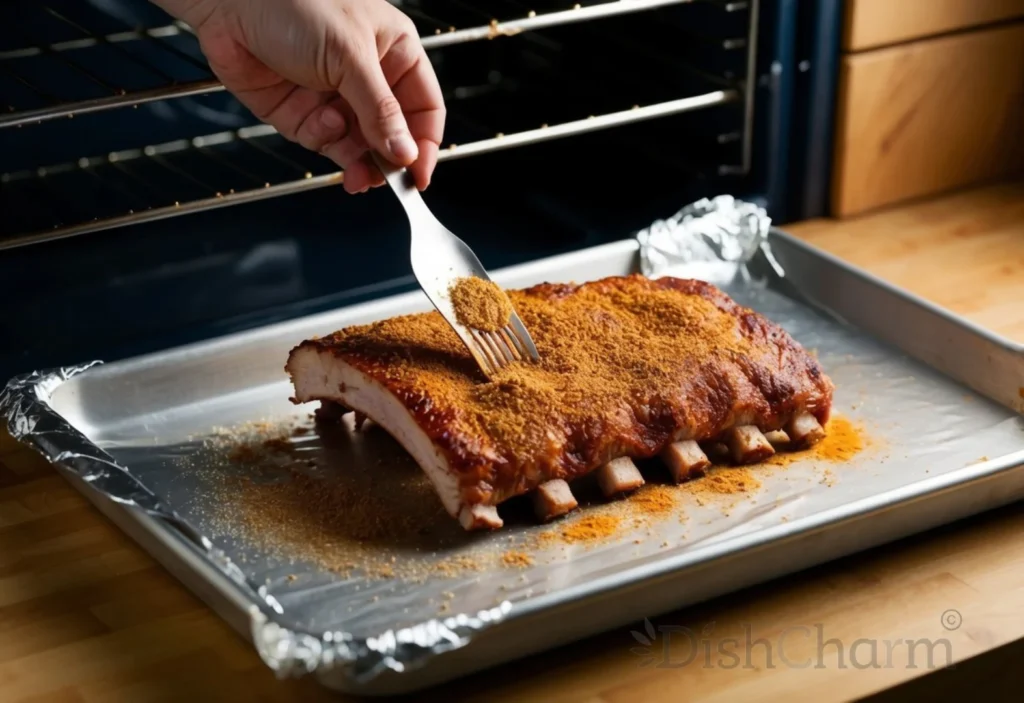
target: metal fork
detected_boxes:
[371,153,540,377]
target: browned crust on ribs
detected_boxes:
[287,275,834,511]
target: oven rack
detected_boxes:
[0,0,737,129]
[0,88,737,250]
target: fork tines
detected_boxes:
[466,316,537,376]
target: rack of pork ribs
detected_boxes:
[287,275,834,531]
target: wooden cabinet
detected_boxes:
[831,6,1024,218]
[844,0,1024,51]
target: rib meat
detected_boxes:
[286,274,834,530]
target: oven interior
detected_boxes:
[0,0,772,378]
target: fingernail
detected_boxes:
[386,133,418,164]
[321,107,344,129]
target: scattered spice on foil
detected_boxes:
[178,413,867,583]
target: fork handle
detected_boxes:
[371,152,422,200]
[370,152,435,226]
[370,152,407,190]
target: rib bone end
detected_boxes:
[726,425,775,464]
[353,411,370,430]
[596,457,645,497]
[660,440,711,483]
[786,412,826,448]
[458,504,503,531]
[533,479,578,521]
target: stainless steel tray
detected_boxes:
[4,228,1024,696]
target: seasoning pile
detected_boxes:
[763,415,865,467]
[448,276,513,332]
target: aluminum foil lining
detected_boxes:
[636,194,782,282]
[1,364,515,684]
[1,363,165,513]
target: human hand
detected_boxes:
[154,0,444,193]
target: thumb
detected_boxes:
[339,49,419,166]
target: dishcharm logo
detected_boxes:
[629,610,960,671]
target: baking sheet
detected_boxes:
[4,201,1024,695]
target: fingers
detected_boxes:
[383,37,445,189]
[407,138,438,191]
[293,100,349,153]
[338,48,419,168]
[341,158,374,194]
[322,131,384,194]
[403,107,443,190]
[322,135,360,193]
[232,81,351,153]
[325,31,444,194]
[348,155,386,194]
[386,44,445,144]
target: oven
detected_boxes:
[0,0,842,380]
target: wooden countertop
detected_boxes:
[2,181,1023,702]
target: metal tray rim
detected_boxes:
[775,231,1024,353]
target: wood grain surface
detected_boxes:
[843,0,1024,51]
[831,23,1024,217]
[2,181,1024,702]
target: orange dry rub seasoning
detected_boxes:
[448,276,513,332]
[557,515,622,544]
[763,415,865,467]
[692,467,761,494]
[814,415,865,461]
[501,551,533,568]
[630,484,679,515]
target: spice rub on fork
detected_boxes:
[446,275,528,376]
[286,274,834,531]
